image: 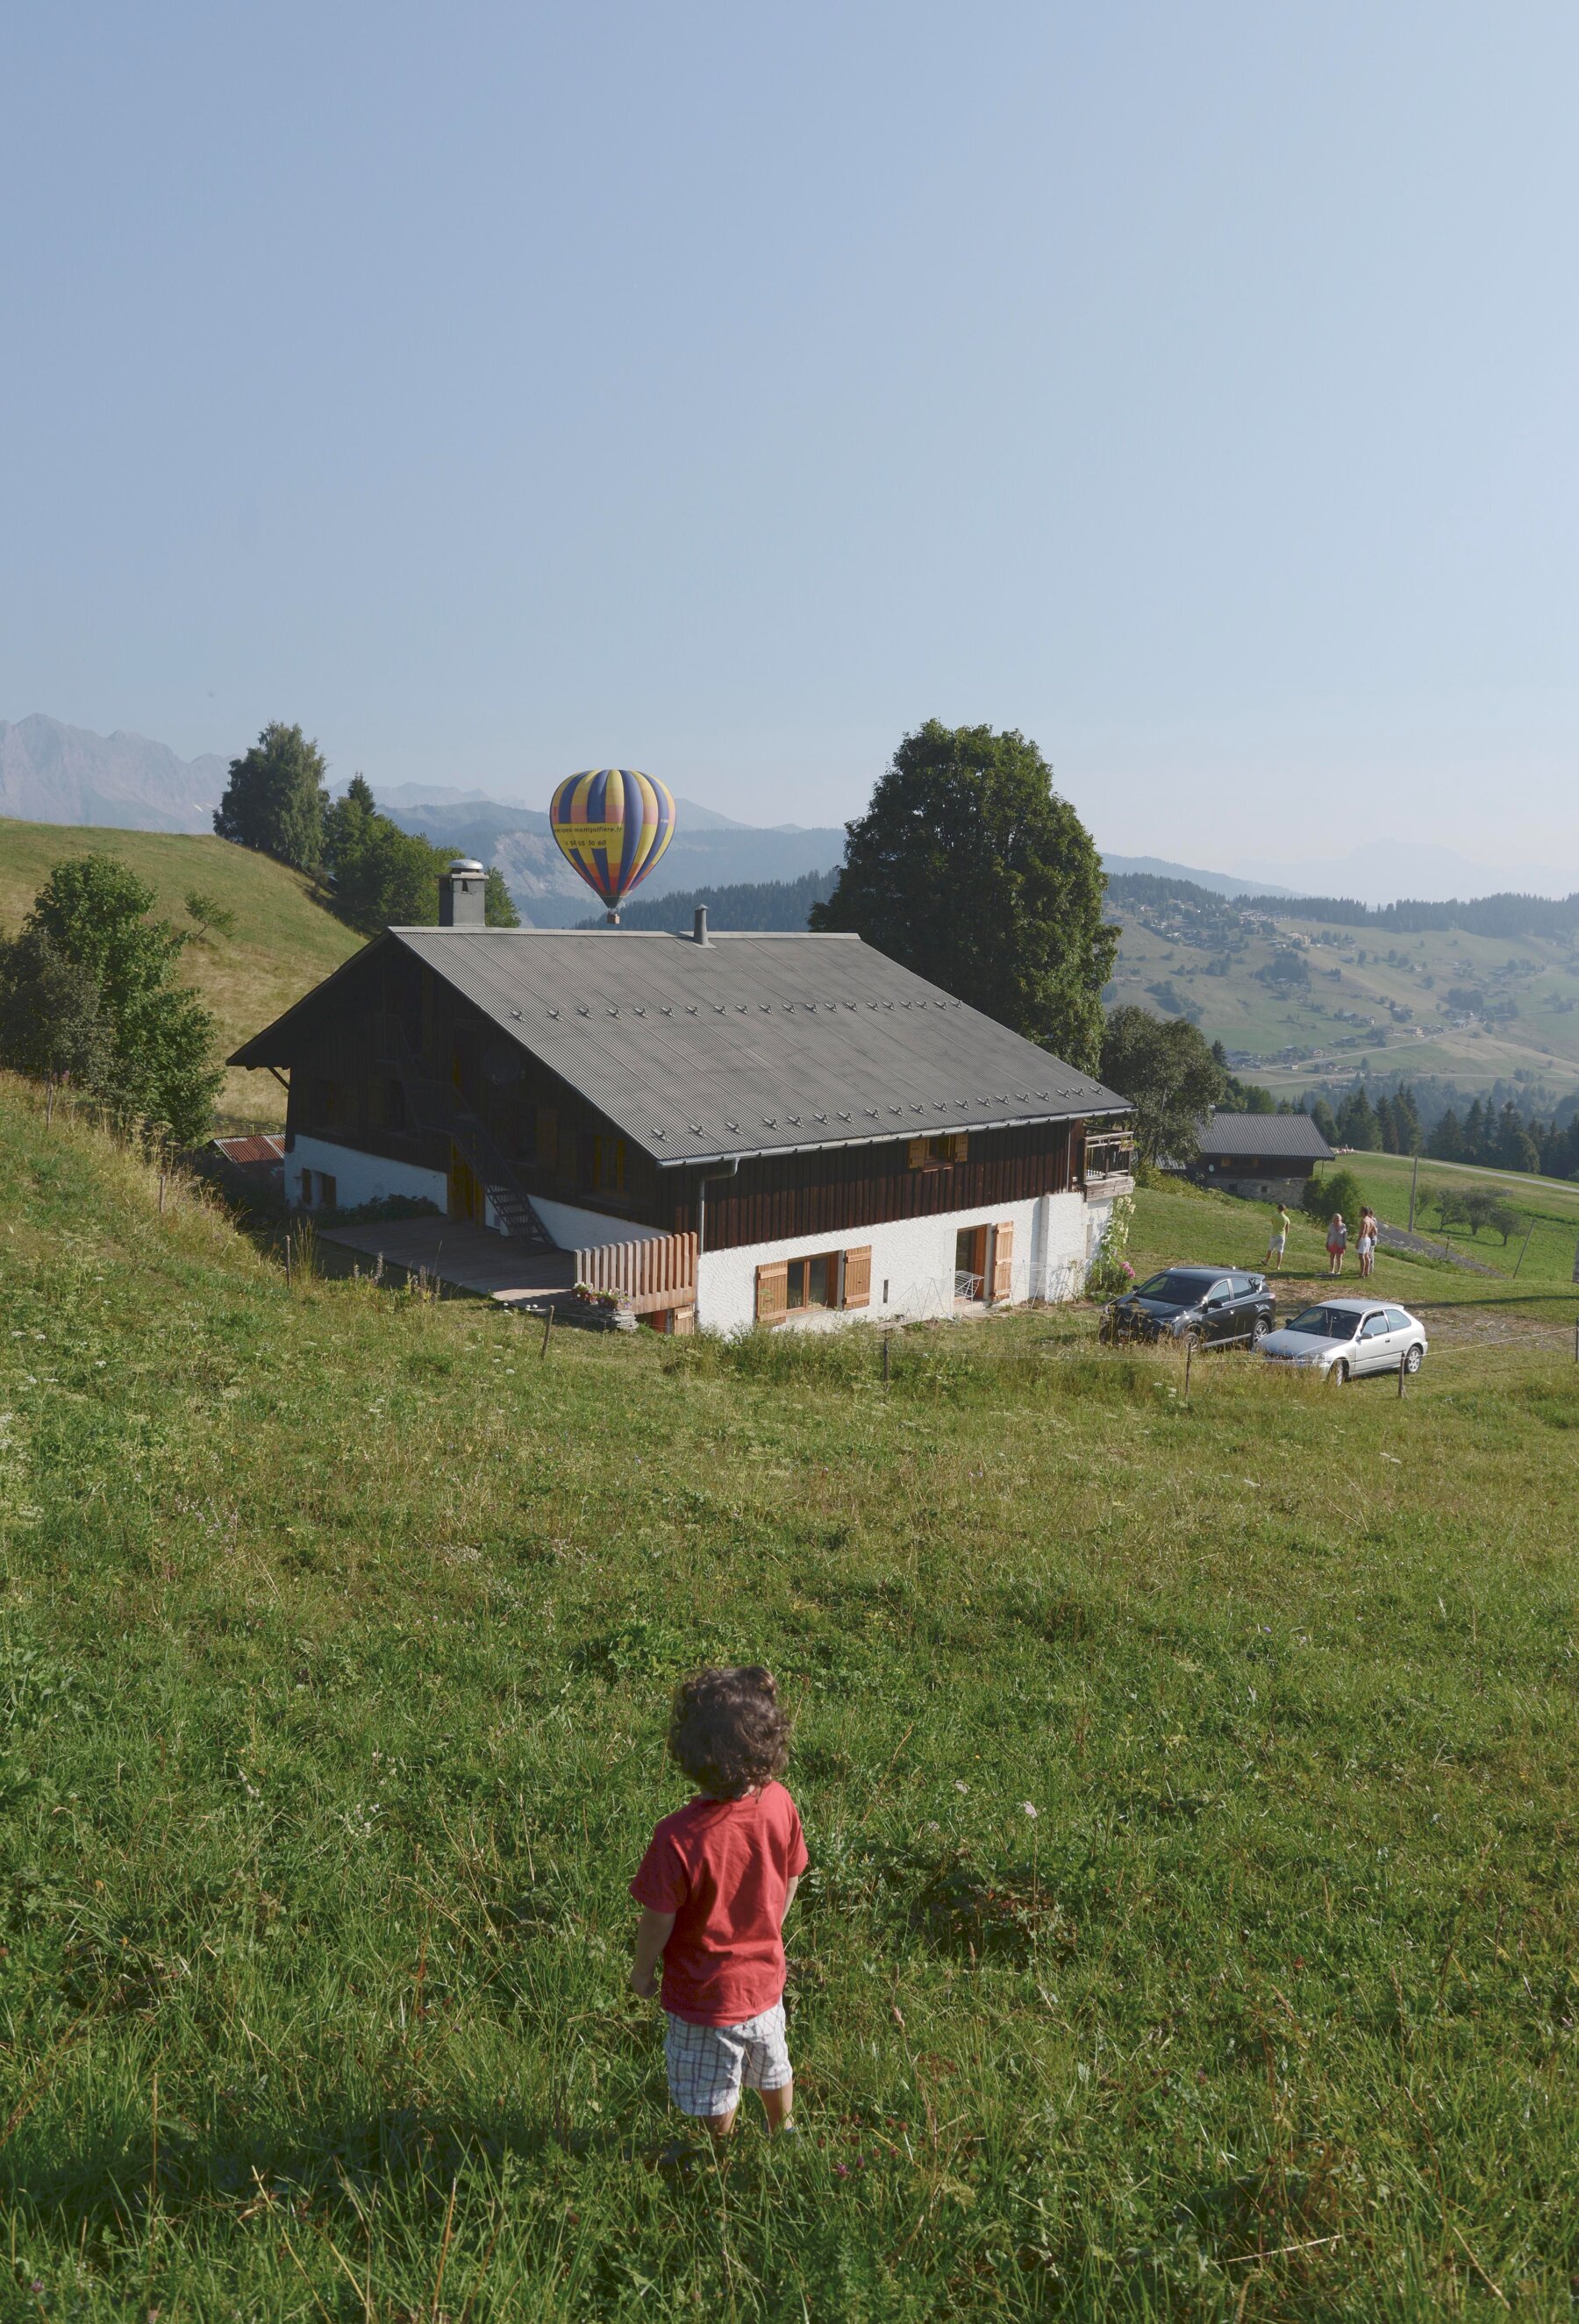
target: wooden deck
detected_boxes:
[317,1218,576,1305]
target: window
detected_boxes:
[1229,1274,1256,1296]
[591,1135,626,1192]
[955,1225,986,1300]
[299,1169,312,1206]
[319,1173,337,1211]
[1361,1312,1389,1338]
[908,1133,968,1170]
[786,1253,837,1311]
[756,1248,869,1322]
[1384,1308,1411,1331]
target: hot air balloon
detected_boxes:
[549,768,676,924]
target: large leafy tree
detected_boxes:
[214,722,329,870]
[322,775,521,933]
[1098,1005,1226,1166]
[0,930,109,1092]
[809,721,1117,1071]
[0,855,221,1141]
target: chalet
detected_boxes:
[229,863,1134,1333]
[1184,1109,1334,1203]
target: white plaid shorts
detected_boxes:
[663,2002,792,2117]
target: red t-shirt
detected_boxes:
[630,1781,809,2025]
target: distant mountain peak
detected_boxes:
[0,714,226,834]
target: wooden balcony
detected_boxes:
[573,1231,697,1316]
[1082,1134,1136,1199]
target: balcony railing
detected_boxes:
[1083,1134,1136,1188]
[574,1232,697,1316]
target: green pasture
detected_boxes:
[0,817,360,1128]
[1,1080,1576,2318]
[1111,908,1579,1095]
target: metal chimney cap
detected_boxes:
[447,858,485,876]
[693,904,711,946]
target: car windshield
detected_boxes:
[1133,1272,1217,1305]
[1286,1306,1362,1341]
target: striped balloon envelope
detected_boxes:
[548,768,676,922]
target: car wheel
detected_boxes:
[1250,1315,1269,1349]
[1404,1342,1424,1374]
[1329,1358,1349,1385]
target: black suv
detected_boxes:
[1101,1266,1275,1350]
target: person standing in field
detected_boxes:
[1266,1203,1291,1272]
[630,1665,807,2154]
[1357,1208,1378,1278]
[1326,1211,1347,1276]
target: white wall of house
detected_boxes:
[695,1189,1095,1334]
[531,1195,665,1251]
[287,1136,447,1215]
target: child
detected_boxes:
[1266,1203,1290,1272]
[629,1665,808,2146]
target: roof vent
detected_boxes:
[693,905,711,947]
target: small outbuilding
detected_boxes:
[1184,1109,1333,1203]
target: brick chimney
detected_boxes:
[439,859,486,927]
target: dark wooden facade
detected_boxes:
[276,944,1090,1245]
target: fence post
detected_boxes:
[882,1333,890,1385]
[1183,1337,1193,1405]
[284,1230,291,1287]
[1397,1351,1406,1399]
[541,1304,555,1359]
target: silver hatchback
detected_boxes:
[1260,1297,1428,1383]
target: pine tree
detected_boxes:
[1430,1107,1466,1162]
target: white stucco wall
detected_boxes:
[695,1189,1096,1335]
[287,1136,447,1215]
[530,1195,665,1251]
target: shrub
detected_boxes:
[1301,1167,1366,1229]
[1086,1193,1136,1298]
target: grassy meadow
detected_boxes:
[0,819,361,1129]
[1,1079,1577,2318]
[1111,906,1579,1096]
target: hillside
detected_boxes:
[1,1076,1575,2315]
[1107,873,1579,1103]
[0,817,361,1126]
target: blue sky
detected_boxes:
[3,2,1576,873]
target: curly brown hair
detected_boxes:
[668,1665,791,1800]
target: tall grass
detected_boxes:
[0,1077,1575,2316]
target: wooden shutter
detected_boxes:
[842,1246,872,1308]
[906,1136,929,1170]
[947,1132,968,1163]
[990,1221,1014,1303]
[755,1261,789,1324]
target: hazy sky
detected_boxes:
[4,3,1576,873]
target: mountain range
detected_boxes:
[6,714,1575,917]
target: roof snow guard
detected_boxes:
[231,927,1130,1167]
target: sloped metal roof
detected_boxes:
[1198,1109,1334,1161]
[232,927,1128,1166]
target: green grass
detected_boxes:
[1314,1152,1579,1287]
[1112,907,1579,1098]
[0,817,361,1129]
[2,1078,1577,2317]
